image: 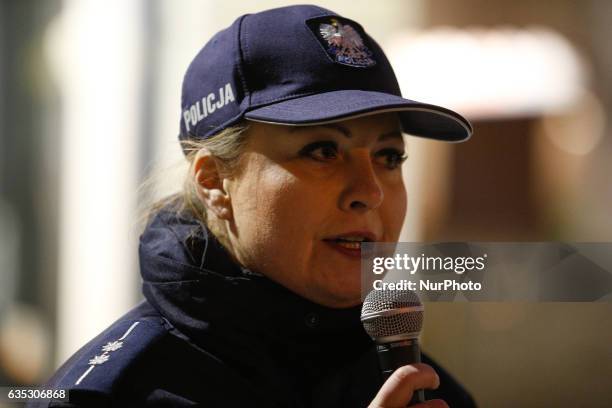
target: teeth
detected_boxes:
[335,241,361,249]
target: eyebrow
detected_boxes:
[289,124,403,141]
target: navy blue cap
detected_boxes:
[179,4,472,151]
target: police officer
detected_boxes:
[29,5,475,407]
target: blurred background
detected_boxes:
[0,0,611,407]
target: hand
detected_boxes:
[369,363,448,408]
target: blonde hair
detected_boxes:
[138,123,250,246]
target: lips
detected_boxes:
[322,231,379,255]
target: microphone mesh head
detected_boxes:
[361,289,424,340]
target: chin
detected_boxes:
[303,269,363,308]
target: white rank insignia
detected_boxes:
[75,322,140,386]
[102,340,123,352]
[318,18,376,67]
[88,354,110,365]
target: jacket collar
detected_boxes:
[138,204,375,403]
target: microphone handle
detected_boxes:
[376,338,425,406]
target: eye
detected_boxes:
[298,141,339,161]
[375,148,407,170]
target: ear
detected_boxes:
[193,149,232,221]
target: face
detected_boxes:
[223,114,407,308]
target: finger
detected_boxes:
[370,364,440,408]
[410,399,449,408]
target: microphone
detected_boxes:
[361,289,425,405]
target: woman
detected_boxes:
[31,5,475,407]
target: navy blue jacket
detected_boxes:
[28,207,476,407]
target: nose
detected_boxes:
[339,150,384,212]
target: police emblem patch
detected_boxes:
[315,18,376,67]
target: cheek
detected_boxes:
[231,162,321,271]
[382,181,408,240]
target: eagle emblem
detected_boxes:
[318,19,376,67]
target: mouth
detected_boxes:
[322,232,378,256]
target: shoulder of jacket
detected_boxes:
[46,312,170,399]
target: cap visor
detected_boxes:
[244,90,472,142]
